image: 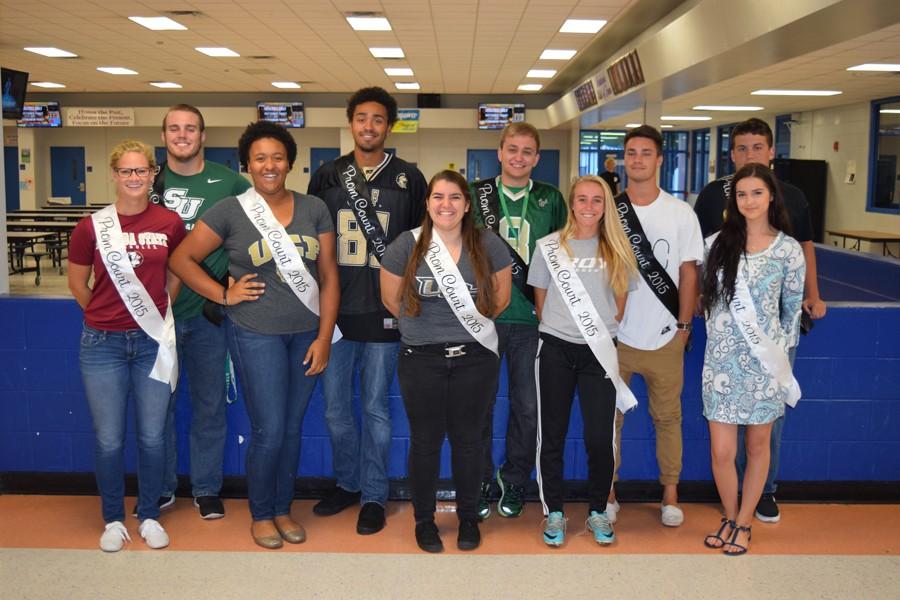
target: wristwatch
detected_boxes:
[676,322,692,332]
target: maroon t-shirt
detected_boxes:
[69,204,186,331]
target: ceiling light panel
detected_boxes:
[24,47,77,58]
[751,89,841,96]
[129,16,187,31]
[347,16,391,31]
[395,82,420,90]
[527,69,557,78]
[150,81,182,88]
[195,47,240,57]
[272,81,301,89]
[370,47,404,58]
[97,67,138,75]
[847,63,900,72]
[559,19,607,34]
[384,68,414,76]
[518,84,543,91]
[30,82,66,88]
[540,49,577,60]
[693,105,764,111]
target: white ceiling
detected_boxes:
[0,0,634,94]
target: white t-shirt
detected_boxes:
[618,190,704,351]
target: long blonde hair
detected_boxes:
[558,175,637,296]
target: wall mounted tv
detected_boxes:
[2,67,29,119]
[257,101,305,128]
[478,103,525,130]
[17,101,62,127]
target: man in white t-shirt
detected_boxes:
[610,125,703,527]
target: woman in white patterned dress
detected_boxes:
[699,163,805,555]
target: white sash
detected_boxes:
[411,227,498,355]
[731,265,801,407]
[237,189,320,313]
[91,205,178,391]
[538,233,637,413]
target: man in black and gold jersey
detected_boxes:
[308,87,426,535]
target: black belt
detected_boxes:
[404,342,482,358]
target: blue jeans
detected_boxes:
[79,324,171,523]
[481,323,539,486]
[736,346,796,494]
[226,319,318,521]
[320,339,398,506]
[163,312,228,498]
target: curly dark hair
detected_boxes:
[238,120,297,170]
[701,163,792,314]
[346,86,398,125]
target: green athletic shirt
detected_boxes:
[161,161,251,320]
[470,177,567,325]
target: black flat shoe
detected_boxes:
[457,519,481,551]
[313,486,361,516]
[415,520,443,553]
[357,502,386,535]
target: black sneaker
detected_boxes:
[313,486,361,516]
[755,494,781,523]
[415,520,443,553]
[497,467,524,518]
[194,496,225,520]
[356,502,386,535]
[457,519,481,551]
[477,481,492,521]
[131,495,175,518]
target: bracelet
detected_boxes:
[222,287,229,306]
[676,322,692,332]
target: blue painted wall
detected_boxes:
[2,295,898,482]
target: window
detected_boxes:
[716,123,736,177]
[579,130,599,176]
[579,130,626,180]
[775,114,792,159]
[868,96,900,214]
[661,131,689,199]
[690,128,710,193]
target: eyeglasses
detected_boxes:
[114,167,153,178]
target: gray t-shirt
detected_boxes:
[201,192,334,335]
[528,235,637,344]
[381,229,511,345]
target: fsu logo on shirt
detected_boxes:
[396,173,408,189]
[128,251,144,268]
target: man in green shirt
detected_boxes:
[157,104,251,520]
[470,122,567,519]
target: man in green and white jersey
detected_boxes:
[469,122,567,520]
[158,104,251,520]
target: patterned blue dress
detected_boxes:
[702,232,806,424]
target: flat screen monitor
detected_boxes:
[2,67,29,119]
[17,101,62,127]
[257,101,305,128]
[478,103,525,130]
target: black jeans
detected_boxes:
[398,342,499,522]
[536,334,617,514]
[480,323,539,486]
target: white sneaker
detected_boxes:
[661,504,684,527]
[138,519,170,549]
[99,521,131,552]
[606,500,620,524]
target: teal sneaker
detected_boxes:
[496,467,524,518]
[587,510,615,545]
[543,511,566,547]
[477,481,492,521]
